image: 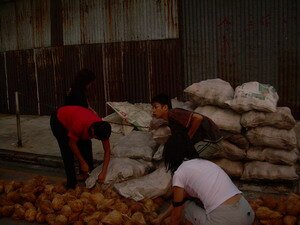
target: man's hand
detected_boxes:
[80,161,89,173]
[98,170,106,183]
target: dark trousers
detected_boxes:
[50,112,94,188]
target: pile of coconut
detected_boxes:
[0,177,164,225]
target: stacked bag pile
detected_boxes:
[184,79,299,181]
[87,102,172,202]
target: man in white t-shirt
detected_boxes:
[151,132,254,225]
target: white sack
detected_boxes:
[212,158,244,177]
[194,105,242,133]
[246,147,298,166]
[246,126,297,150]
[184,78,234,107]
[171,98,195,111]
[242,161,298,180]
[85,158,153,188]
[112,131,157,161]
[241,107,296,130]
[114,166,172,201]
[107,102,152,131]
[214,140,246,160]
[153,145,164,161]
[151,125,171,145]
[225,81,279,113]
[103,112,134,135]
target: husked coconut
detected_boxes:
[45,213,56,225]
[55,214,68,225]
[23,202,35,210]
[53,183,67,194]
[84,211,106,223]
[73,221,84,225]
[7,191,21,203]
[24,208,37,222]
[101,210,123,224]
[21,193,36,203]
[60,204,72,217]
[97,199,115,210]
[39,200,54,214]
[90,193,105,205]
[0,205,14,217]
[68,212,81,223]
[255,207,282,219]
[68,199,84,212]
[52,195,65,210]
[131,211,146,224]
[12,204,25,220]
[83,203,96,214]
[36,211,45,223]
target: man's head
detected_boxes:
[90,121,111,141]
[151,93,172,120]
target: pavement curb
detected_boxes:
[0,149,64,168]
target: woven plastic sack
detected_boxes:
[246,126,297,150]
[184,78,234,107]
[212,158,244,177]
[194,105,242,133]
[114,166,171,201]
[85,158,153,188]
[241,107,296,130]
[112,131,157,161]
[107,102,152,131]
[242,161,298,180]
[213,140,246,160]
[247,147,298,166]
[226,81,279,113]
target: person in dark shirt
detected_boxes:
[50,106,111,189]
[64,68,96,109]
[151,93,224,159]
[62,69,97,185]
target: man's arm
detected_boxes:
[68,139,89,172]
[188,113,203,139]
[98,139,111,183]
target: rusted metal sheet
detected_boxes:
[149,40,183,99]
[35,48,57,115]
[181,0,299,119]
[0,0,51,51]
[62,0,179,45]
[79,44,106,115]
[0,2,18,51]
[0,53,9,113]
[6,50,38,115]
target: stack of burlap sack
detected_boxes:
[184,78,299,181]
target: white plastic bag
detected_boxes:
[194,105,242,133]
[114,166,172,201]
[85,158,153,188]
[107,102,152,131]
[226,81,279,113]
[246,147,298,166]
[241,107,296,130]
[246,126,297,150]
[242,161,298,180]
[112,131,157,161]
[184,78,234,107]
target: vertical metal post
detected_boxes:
[15,91,22,147]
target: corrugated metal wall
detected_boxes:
[0,0,178,51]
[0,0,299,119]
[181,0,299,119]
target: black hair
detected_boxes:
[71,69,96,91]
[91,121,111,141]
[163,131,199,173]
[151,93,172,109]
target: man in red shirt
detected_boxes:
[50,106,111,189]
